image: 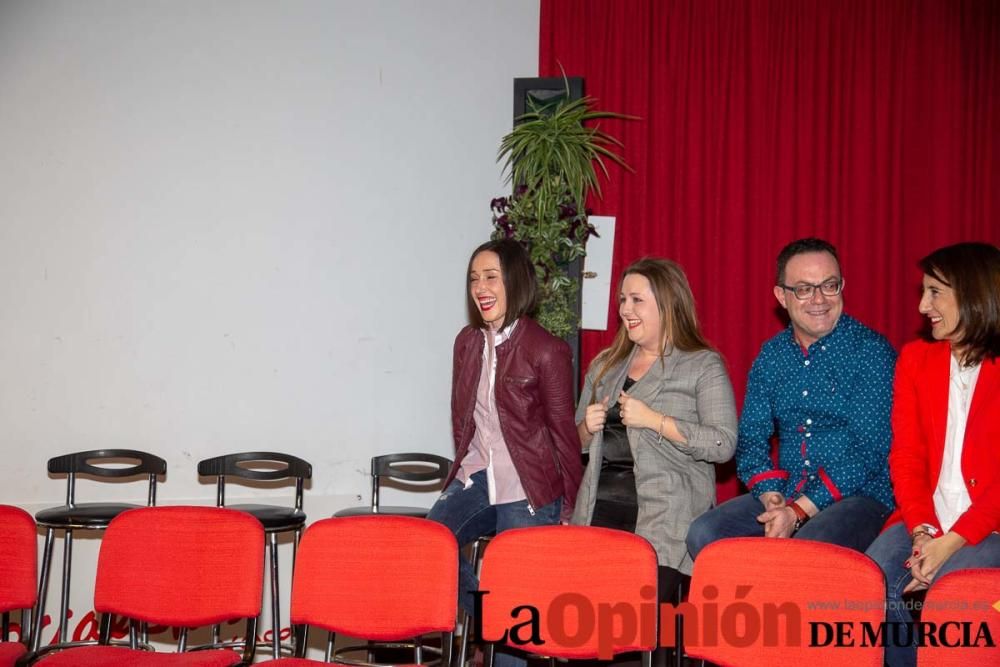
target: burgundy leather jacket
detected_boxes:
[446,318,583,517]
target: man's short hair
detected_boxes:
[775,238,841,285]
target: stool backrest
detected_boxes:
[0,505,37,642]
[198,452,312,510]
[370,453,452,511]
[47,449,166,507]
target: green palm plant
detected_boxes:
[492,88,634,338]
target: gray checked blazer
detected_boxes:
[571,345,737,573]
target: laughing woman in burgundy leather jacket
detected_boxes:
[427,238,584,617]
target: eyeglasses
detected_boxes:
[779,278,844,300]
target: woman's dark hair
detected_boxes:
[919,242,1000,365]
[466,239,538,332]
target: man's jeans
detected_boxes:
[685,493,891,559]
[865,522,1000,667]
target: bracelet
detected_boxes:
[788,500,809,533]
[911,529,933,541]
[657,413,667,445]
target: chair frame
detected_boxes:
[31,449,165,652]
[198,451,312,659]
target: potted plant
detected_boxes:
[491,84,633,339]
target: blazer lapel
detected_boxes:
[926,344,951,452]
[968,356,1000,425]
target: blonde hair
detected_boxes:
[589,258,712,401]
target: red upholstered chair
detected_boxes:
[686,538,885,666]
[477,525,659,666]
[0,505,37,667]
[255,515,458,665]
[25,505,264,666]
[918,568,1000,666]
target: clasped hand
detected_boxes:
[756,492,797,539]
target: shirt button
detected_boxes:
[715,440,722,446]
[806,432,812,438]
[970,478,978,487]
[804,360,810,366]
[809,475,816,481]
[804,460,811,466]
[806,418,812,425]
[802,390,809,397]
[821,345,827,351]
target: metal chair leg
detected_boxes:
[57,530,73,644]
[32,528,55,651]
[269,532,281,659]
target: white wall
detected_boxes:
[0,0,538,646]
[0,0,539,510]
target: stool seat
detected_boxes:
[36,502,143,529]
[227,504,307,531]
[333,505,429,518]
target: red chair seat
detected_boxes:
[36,646,243,666]
[0,641,27,667]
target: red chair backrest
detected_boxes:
[94,506,264,626]
[918,568,1000,666]
[0,505,37,614]
[687,538,886,666]
[290,516,458,640]
[478,525,659,659]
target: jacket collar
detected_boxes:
[608,343,675,408]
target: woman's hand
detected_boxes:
[903,532,966,593]
[583,396,610,435]
[619,391,658,430]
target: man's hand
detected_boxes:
[760,491,785,511]
[757,505,798,538]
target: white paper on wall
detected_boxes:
[581,216,616,330]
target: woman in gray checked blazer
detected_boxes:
[572,258,737,612]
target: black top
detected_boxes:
[591,377,638,532]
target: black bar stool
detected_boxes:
[31,449,166,651]
[197,452,311,660]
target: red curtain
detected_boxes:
[540,0,1000,500]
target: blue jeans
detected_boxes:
[426,470,560,667]
[865,522,1000,667]
[685,493,891,559]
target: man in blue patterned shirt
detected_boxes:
[687,238,896,558]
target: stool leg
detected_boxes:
[57,529,73,644]
[269,532,280,659]
[32,527,56,651]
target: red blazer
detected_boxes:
[888,339,1000,545]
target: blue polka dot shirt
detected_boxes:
[736,314,897,511]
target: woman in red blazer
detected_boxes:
[867,242,1000,667]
